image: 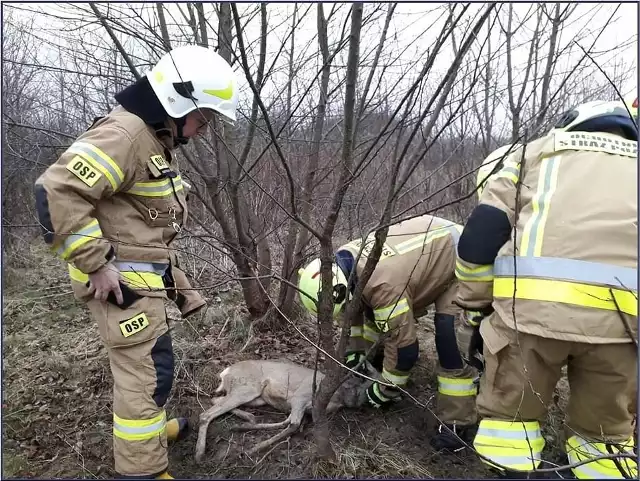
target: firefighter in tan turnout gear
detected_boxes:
[34,45,239,479]
[456,98,638,479]
[299,214,480,451]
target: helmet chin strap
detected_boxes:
[173,117,190,147]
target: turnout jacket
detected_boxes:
[456,131,638,344]
[35,106,201,311]
[339,214,463,338]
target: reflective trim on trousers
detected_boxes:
[566,434,637,479]
[474,419,545,471]
[113,411,166,441]
[437,376,477,397]
[382,368,409,386]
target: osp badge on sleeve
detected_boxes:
[119,312,150,338]
[66,155,102,187]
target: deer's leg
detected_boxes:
[246,404,306,456]
[230,408,257,424]
[195,388,261,463]
[232,414,292,432]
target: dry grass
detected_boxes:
[2,241,571,479]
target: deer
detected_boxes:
[194,358,378,463]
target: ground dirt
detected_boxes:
[3,244,570,479]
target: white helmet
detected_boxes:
[548,100,637,140]
[476,144,520,198]
[147,45,238,122]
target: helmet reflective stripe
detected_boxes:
[147,45,239,122]
[298,258,349,318]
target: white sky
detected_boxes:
[4,2,638,129]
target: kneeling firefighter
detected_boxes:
[298,214,480,452]
[34,45,239,479]
[456,97,638,479]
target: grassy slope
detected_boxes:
[2,244,569,479]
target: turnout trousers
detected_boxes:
[87,295,174,477]
[474,313,637,479]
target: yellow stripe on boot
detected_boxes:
[156,472,174,479]
[166,417,189,442]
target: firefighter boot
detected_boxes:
[430,423,477,453]
[166,417,189,443]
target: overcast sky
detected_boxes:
[5,2,638,127]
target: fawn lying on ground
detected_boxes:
[195,359,376,462]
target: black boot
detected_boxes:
[430,423,477,453]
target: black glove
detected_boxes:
[366,381,400,409]
[459,310,485,372]
[345,351,366,371]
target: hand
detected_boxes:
[457,310,485,371]
[88,263,123,304]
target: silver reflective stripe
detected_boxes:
[438,378,476,394]
[494,256,637,291]
[69,142,124,185]
[446,223,462,248]
[113,417,165,435]
[455,264,494,279]
[129,180,173,195]
[57,222,101,255]
[567,452,621,480]
[480,453,542,468]
[350,326,363,337]
[113,261,169,276]
[477,426,543,441]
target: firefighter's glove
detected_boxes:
[345,351,366,372]
[457,311,485,372]
[366,380,401,409]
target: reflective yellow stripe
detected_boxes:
[127,176,184,197]
[68,264,165,290]
[350,326,363,338]
[113,411,166,441]
[437,376,477,396]
[373,382,391,402]
[493,277,637,316]
[520,155,562,257]
[566,435,637,479]
[57,219,102,260]
[494,256,637,291]
[465,311,483,327]
[493,160,521,184]
[474,419,545,470]
[363,324,379,342]
[394,223,462,256]
[455,260,494,281]
[68,141,124,190]
[374,298,410,321]
[382,368,409,386]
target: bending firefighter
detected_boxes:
[34,46,239,479]
[455,97,638,479]
[299,214,479,451]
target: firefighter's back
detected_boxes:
[491,131,638,343]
